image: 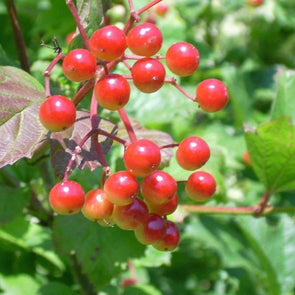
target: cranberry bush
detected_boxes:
[1,0,295,294]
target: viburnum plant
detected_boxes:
[38,0,230,252]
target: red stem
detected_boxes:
[65,0,90,50]
[160,143,179,149]
[118,108,137,143]
[43,53,64,97]
[165,77,196,101]
[137,0,162,15]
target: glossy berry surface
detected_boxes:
[49,180,85,215]
[112,197,148,230]
[131,58,166,93]
[196,79,229,112]
[62,49,97,82]
[127,23,163,57]
[89,25,127,61]
[39,95,76,132]
[185,171,216,202]
[134,213,166,245]
[153,220,180,251]
[166,42,199,76]
[176,136,210,170]
[141,170,177,205]
[104,171,139,205]
[94,74,130,110]
[123,139,161,177]
[147,194,178,216]
[81,189,113,221]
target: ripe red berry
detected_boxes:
[112,197,149,230]
[127,23,163,57]
[147,194,178,216]
[134,213,166,245]
[49,180,85,215]
[39,95,76,132]
[176,136,210,170]
[166,42,199,76]
[62,49,97,82]
[66,31,75,45]
[243,151,251,166]
[141,170,177,205]
[94,74,130,111]
[81,189,114,221]
[153,220,180,251]
[123,139,161,177]
[131,58,166,93]
[247,0,263,6]
[185,171,216,202]
[89,25,127,61]
[154,3,169,17]
[104,171,139,206]
[196,79,229,113]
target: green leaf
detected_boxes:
[0,274,40,295]
[0,66,47,168]
[122,283,162,295]
[37,282,79,295]
[271,69,295,121]
[53,214,145,288]
[238,215,295,295]
[0,216,65,272]
[244,116,295,193]
[0,186,30,225]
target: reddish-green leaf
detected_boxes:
[0,66,47,168]
[50,110,117,178]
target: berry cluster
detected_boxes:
[40,1,229,252]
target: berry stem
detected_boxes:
[118,108,137,143]
[72,78,95,106]
[180,204,295,217]
[165,77,196,101]
[253,192,271,217]
[43,52,64,97]
[65,0,90,50]
[4,0,30,73]
[137,0,163,15]
[160,143,179,149]
[127,0,141,22]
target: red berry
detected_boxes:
[247,0,263,6]
[123,139,161,177]
[112,197,149,230]
[66,31,75,45]
[39,95,76,132]
[154,3,169,16]
[94,74,130,111]
[166,42,199,76]
[89,25,127,61]
[243,151,251,166]
[134,213,166,245]
[104,171,139,206]
[62,49,97,82]
[176,136,210,170]
[147,194,178,216]
[49,180,85,215]
[196,79,229,113]
[185,171,216,202]
[131,58,166,93]
[153,220,180,251]
[141,170,177,205]
[127,23,163,57]
[81,189,114,221]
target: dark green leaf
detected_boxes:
[37,282,79,295]
[53,214,145,288]
[0,186,30,225]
